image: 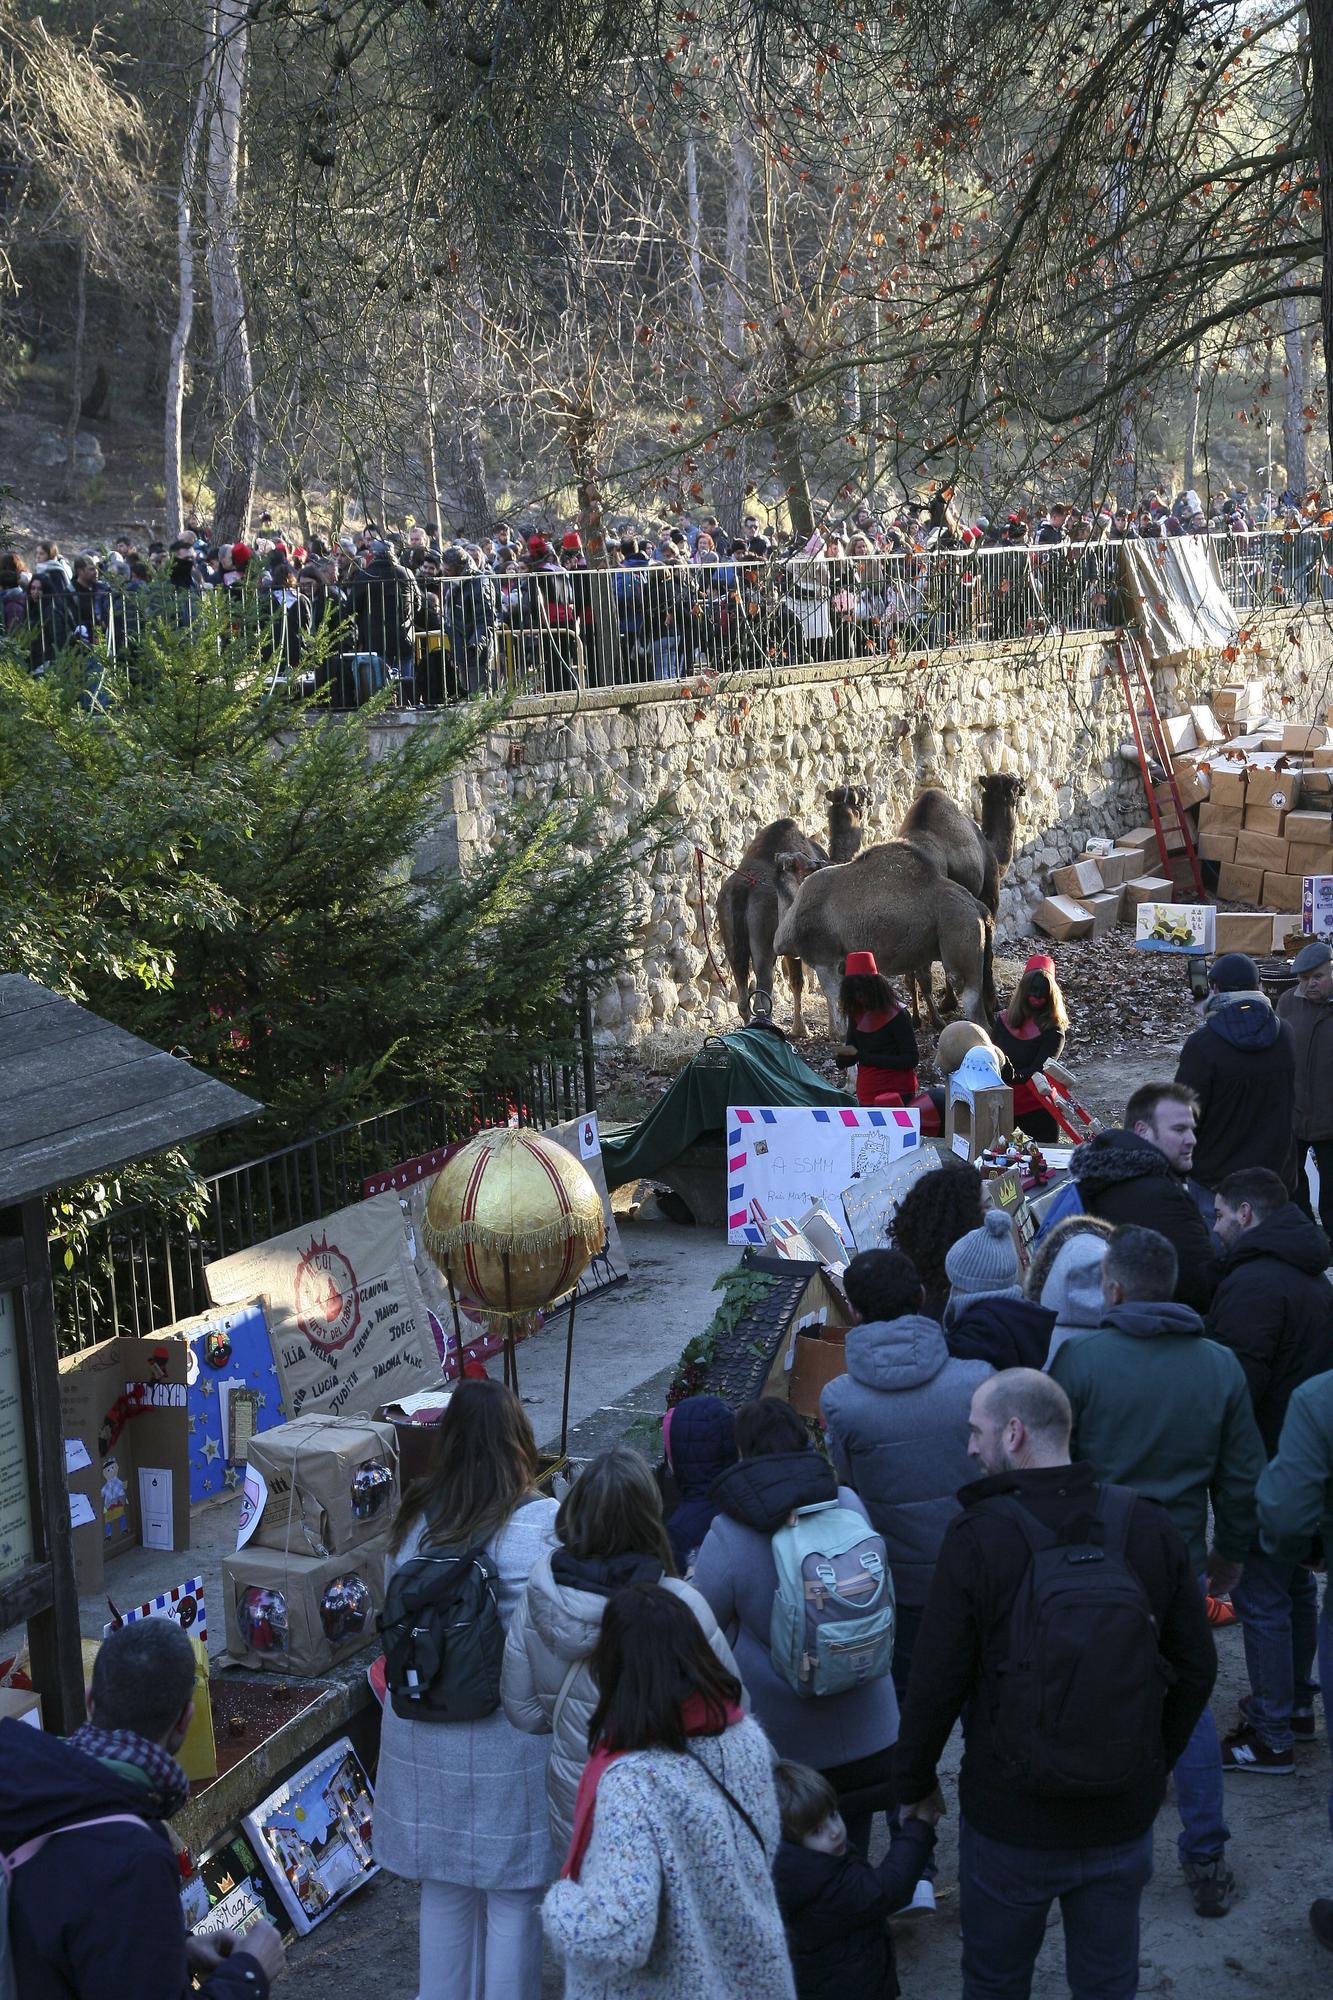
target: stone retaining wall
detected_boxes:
[377,610,1332,1046]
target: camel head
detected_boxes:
[979,772,1026,805]
[775,849,828,909]
[826,784,869,817]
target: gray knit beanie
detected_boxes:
[945,1209,1022,1301]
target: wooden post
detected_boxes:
[0,1205,83,1733]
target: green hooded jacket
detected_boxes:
[1257,1370,1333,1566]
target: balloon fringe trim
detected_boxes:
[422,1213,603,1262]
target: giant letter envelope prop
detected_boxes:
[205,1192,438,1422]
[727,1105,921,1246]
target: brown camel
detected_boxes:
[716,785,869,1034]
[898,773,1026,1018]
[772,841,996,1030]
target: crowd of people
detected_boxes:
[2,481,1331,704]
[5,939,1333,1999]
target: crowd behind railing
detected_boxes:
[5,479,1332,705]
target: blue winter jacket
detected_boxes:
[820,1314,992,1606]
[0,1718,271,2000]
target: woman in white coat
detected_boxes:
[373,1378,558,2000]
[500,1445,740,1857]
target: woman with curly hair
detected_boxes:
[888,1160,984,1322]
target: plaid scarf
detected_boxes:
[66,1724,190,1818]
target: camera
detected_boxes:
[1186,956,1210,1003]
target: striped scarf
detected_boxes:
[66,1724,190,1818]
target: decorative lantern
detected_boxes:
[422,1127,606,1334]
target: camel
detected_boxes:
[772,841,996,1031]
[715,785,869,1034]
[898,772,1026,1019]
[898,773,1026,915]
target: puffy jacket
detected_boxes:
[501,1548,738,1853]
[1204,1203,1333,1455]
[1174,995,1296,1188]
[662,1394,738,1573]
[1049,1299,1266,1569]
[345,553,421,665]
[1068,1128,1219,1312]
[1035,1229,1109,1365]
[691,1451,899,1769]
[774,1820,934,2000]
[944,1293,1056,1370]
[1278,986,1333,1141]
[0,1720,269,2000]
[820,1315,991,1606]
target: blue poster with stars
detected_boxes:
[170,1299,285,1506]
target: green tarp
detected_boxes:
[601,1024,854,1190]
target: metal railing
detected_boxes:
[6,529,1330,708]
[55,1044,594,1354]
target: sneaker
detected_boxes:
[1205,1594,1239,1628]
[1183,1856,1236,1918]
[892,1878,937,1917]
[1221,1725,1294,1774]
[1312,1900,1333,1953]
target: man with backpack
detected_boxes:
[1049,1224,1267,1919]
[895,1368,1215,2000]
[0,1617,285,2000]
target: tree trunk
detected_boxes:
[715,123,755,531]
[1311,0,1333,490]
[59,237,88,503]
[684,131,707,340]
[1183,337,1202,496]
[1283,283,1308,503]
[205,0,258,542]
[767,391,815,540]
[166,13,215,539]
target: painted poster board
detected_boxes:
[1303,874,1333,937]
[841,1148,945,1252]
[159,1299,285,1506]
[205,1192,438,1422]
[547,1114,629,1301]
[726,1105,921,1246]
[242,1736,378,1935]
[0,1290,33,1592]
[183,1828,295,1944]
[1134,903,1216,954]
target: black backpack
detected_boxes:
[980,1484,1171,1798]
[378,1544,505,1724]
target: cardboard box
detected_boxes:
[1243,806,1288,836]
[0,1687,42,1728]
[1305,875,1333,937]
[1235,831,1291,873]
[1097,850,1138,890]
[1283,723,1329,753]
[945,1079,1015,1163]
[1075,890,1123,936]
[1115,825,1160,857]
[1198,802,1244,832]
[223,1536,387,1676]
[1162,714,1198,755]
[1032,895,1094,941]
[1197,831,1237,866]
[57,1336,191,1596]
[1135,902,1217,953]
[1260,735,1287,753]
[246,1418,399,1558]
[1249,770,1300,812]
[1215,681,1266,724]
[1165,762,1210,810]
[1264,871,1306,913]
[1301,768,1333,799]
[1299,847,1333,876]
[1123,874,1174,910]
[1190,704,1225,746]
[1214,911,1279,956]
[1050,857,1105,898]
[1313,746,1333,770]
[1218,862,1265,906]
[1285,809,1333,847]
[787,1326,850,1419]
[1209,771,1248,808]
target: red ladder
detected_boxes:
[1111,637,1206,901]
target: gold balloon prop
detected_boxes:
[422,1127,606,1330]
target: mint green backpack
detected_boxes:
[770,1500,895,1698]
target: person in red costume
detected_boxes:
[836,951,922,1107]
[990,954,1068,1139]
